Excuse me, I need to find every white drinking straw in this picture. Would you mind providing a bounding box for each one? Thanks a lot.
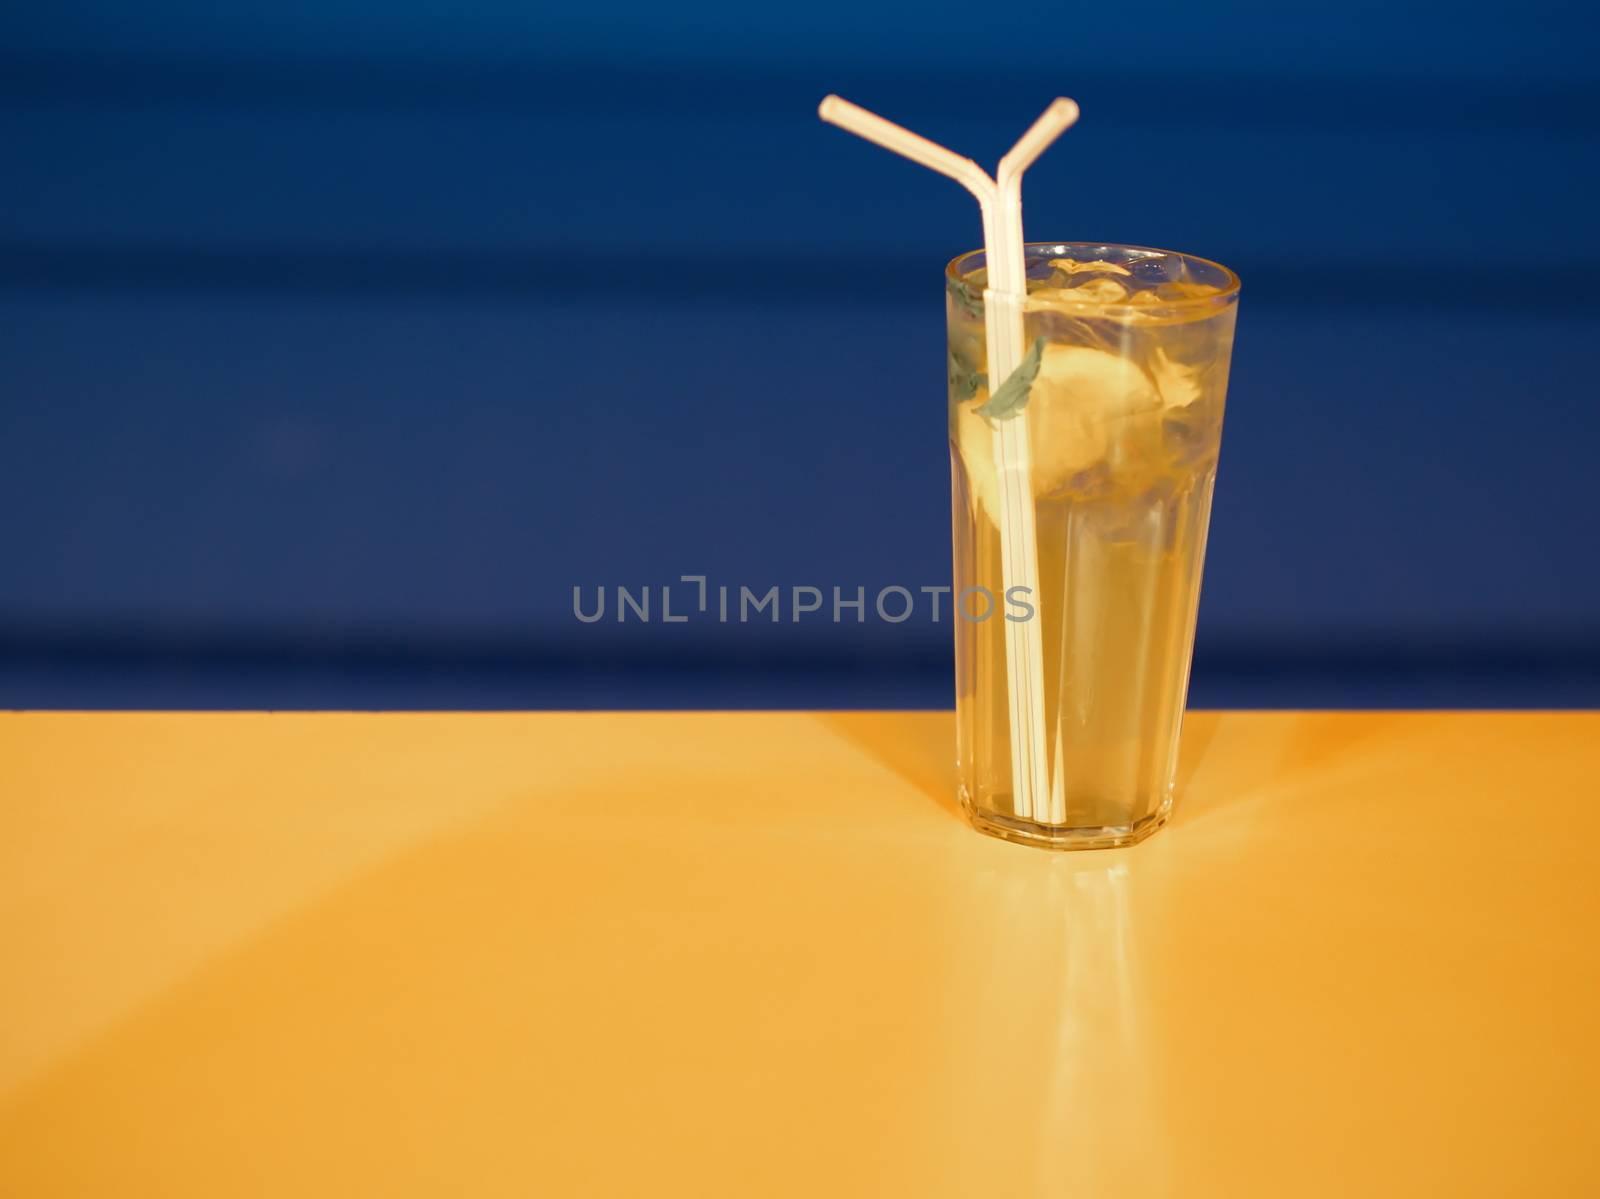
[995,99,1078,828]
[819,95,1078,822]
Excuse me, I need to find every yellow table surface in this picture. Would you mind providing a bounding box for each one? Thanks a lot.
[2,711,1597,1196]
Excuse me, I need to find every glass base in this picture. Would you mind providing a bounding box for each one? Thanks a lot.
[958,789,1173,851]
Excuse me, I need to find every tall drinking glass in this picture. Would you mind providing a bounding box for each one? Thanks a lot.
[947,243,1239,849]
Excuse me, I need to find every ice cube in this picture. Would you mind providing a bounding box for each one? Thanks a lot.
[1047,257,1133,277]
[1034,278,1129,305]
[1120,283,1228,327]
[1154,281,1223,302]
[1149,347,1203,409]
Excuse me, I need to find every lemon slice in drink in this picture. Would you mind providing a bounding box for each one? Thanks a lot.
[955,344,1159,522]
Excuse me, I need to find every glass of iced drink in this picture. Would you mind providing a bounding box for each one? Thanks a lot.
[947,242,1239,849]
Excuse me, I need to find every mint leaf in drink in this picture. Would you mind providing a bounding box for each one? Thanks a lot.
[976,337,1045,423]
[950,365,987,401]
[947,277,985,319]
[948,346,986,402]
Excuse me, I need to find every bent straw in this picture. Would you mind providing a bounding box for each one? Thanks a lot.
[820,95,1077,822]
[817,97,996,215]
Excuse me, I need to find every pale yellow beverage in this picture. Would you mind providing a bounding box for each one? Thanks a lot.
[947,243,1239,849]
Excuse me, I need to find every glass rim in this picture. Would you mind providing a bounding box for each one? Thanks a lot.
[946,241,1240,315]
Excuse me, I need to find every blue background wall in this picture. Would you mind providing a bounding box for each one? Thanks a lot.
[3,1,1598,707]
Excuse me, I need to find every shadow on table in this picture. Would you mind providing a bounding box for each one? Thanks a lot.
[811,712,961,822]
[1173,710,1225,802]
[813,710,1404,836]
[1172,710,1400,830]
